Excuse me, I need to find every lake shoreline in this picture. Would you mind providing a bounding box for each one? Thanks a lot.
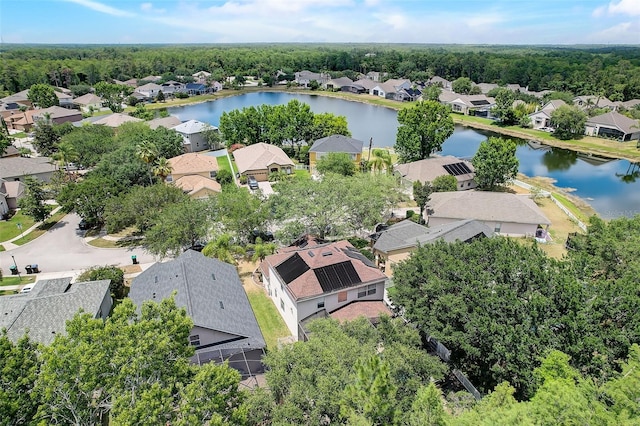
[151,86,640,163]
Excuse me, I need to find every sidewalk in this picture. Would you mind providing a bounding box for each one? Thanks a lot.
[1,205,63,250]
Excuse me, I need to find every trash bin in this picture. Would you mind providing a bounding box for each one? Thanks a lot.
[31,264,39,273]
[131,255,138,265]
[9,265,18,275]
[25,265,33,274]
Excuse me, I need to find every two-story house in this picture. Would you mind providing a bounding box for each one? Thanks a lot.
[261,238,390,340]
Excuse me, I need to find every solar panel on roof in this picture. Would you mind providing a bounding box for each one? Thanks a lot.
[276,253,310,285]
[443,162,473,176]
[314,261,361,293]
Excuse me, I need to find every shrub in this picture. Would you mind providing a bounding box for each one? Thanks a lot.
[77,265,126,299]
[175,91,189,99]
[216,169,233,185]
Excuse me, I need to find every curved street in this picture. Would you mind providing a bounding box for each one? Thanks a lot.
[1,213,157,277]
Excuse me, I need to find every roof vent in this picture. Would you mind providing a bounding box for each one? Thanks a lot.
[211,273,216,280]
[322,251,333,257]
[308,251,315,257]
[219,301,224,309]
[154,276,158,283]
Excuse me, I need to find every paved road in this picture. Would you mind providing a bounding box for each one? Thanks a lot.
[1,213,158,276]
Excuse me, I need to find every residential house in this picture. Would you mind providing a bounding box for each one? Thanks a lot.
[294,70,330,87]
[476,83,499,94]
[1,145,21,158]
[160,80,186,95]
[135,82,164,100]
[32,105,83,125]
[309,134,364,173]
[428,76,452,91]
[528,99,567,129]
[0,90,32,109]
[324,77,354,91]
[167,153,221,198]
[0,178,25,216]
[426,191,551,238]
[372,219,493,277]
[114,78,139,88]
[233,143,294,182]
[439,92,496,117]
[619,99,640,110]
[0,156,57,182]
[4,110,38,132]
[172,120,217,152]
[192,70,211,84]
[395,155,477,190]
[0,278,112,345]
[54,90,74,108]
[261,238,390,340]
[91,113,143,128]
[129,250,266,374]
[139,75,162,83]
[129,91,147,103]
[72,93,104,113]
[365,71,386,82]
[585,111,640,141]
[146,115,182,130]
[210,81,223,92]
[351,78,378,92]
[573,95,617,111]
[370,79,412,101]
[184,83,210,95]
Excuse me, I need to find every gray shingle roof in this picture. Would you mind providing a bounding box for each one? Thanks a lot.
[428,191,551,225]
[310,134,363,154]
[373,219,493,253]
[0,156,56,180]
[586,111,640,134]
[129,250,265,351]
[0,278,111,345]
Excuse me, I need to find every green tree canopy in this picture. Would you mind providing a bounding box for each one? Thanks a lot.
[432,174,458,192]
[316,152,357,176]
[18,176,51,222]
[551,105,587,140]
[27,83,59,108]
[395,101,454,162]
[77,265,126,299]
[94,81,131,113]
[472,137,519,190]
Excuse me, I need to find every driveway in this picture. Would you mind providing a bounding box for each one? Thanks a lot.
[0,213,158,275]
[257,181,274,196]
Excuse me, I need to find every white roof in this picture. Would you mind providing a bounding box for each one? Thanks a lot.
[171,119,213,135]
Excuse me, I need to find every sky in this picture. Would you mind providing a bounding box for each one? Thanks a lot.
[1,0,639,45]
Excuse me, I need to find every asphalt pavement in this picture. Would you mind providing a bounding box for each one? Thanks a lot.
[1,212,158,277]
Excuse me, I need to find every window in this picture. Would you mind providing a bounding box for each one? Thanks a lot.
[165,175,173,182]
[275,288,278,297]
[209,171,217,178]
[338,291,347,302]
[280,299,285,311]
[189,334,201,346]
[317,301,325,309]
[494,223,502,233]
[358,284,377,298]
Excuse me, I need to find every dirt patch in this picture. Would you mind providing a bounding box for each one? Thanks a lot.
[237,260,263,294]
[120,265,142,274]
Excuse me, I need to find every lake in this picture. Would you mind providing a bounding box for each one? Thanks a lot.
[168,92,640,219]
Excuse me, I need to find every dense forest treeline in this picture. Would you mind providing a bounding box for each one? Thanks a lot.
[2,44,640,100]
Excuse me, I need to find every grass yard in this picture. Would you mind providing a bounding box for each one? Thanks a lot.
[0,275,36,287]
[237,261,291,350]
[0,211,37,242]
[216,154,237,175]
[13,210,67,246]
[88,238,120,248]
[294,169,311,179]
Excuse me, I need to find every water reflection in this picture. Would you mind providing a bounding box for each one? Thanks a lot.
[616,163,640,183]
[542,148,578,172]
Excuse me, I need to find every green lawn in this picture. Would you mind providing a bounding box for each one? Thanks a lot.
[215,153,237,175]
[0,275,36,287]
[13,210,66,246]
[0,212,37,242]
[11,131,27,139]
[246,290,291,350]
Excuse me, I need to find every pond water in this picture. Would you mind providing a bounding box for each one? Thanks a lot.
[168,92,640,219]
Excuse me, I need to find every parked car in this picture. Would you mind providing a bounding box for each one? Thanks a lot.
[78,220,89,230]
[249,229,274,244]
[248,175,259,190]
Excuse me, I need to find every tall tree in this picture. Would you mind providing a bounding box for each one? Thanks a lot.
[27,83,59,108]
[551,105,587,140]
[395,101,454,162]
[94,81,131,113]
[492,88,517,125]
[472,137,519,190]
[0,333,40,425]
[152,157,172,180]
[209,185,271,243]
[412,180,433,223]
[316,152,357,176]
[18,176,50,222]
[369,148,393,174]
[52,140,79,175]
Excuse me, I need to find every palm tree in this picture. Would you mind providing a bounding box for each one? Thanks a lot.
[136,141,158,184]
[202,234,246,265]
[369,149,393,174]
[52,141,79,176]
[248,237,277,262]
[153,157,172,181]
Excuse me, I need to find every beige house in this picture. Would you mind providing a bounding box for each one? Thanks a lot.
[91,113,143,128]
[372,219,494,277]
[233,143,294,182]
[426,191,551,238]
[167,153,221,198]
[439,92,496,117]
[528,99,567,130]
[73,93,104,113]
[395,155,476,190]
[0,178,26,216]
[261,238,390,340]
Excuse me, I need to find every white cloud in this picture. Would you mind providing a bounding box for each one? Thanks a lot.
[140,3,153,11]
[465,13,505,28]
[589,21,639,43]
[63,0,134,17]
[608,0,640,16]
